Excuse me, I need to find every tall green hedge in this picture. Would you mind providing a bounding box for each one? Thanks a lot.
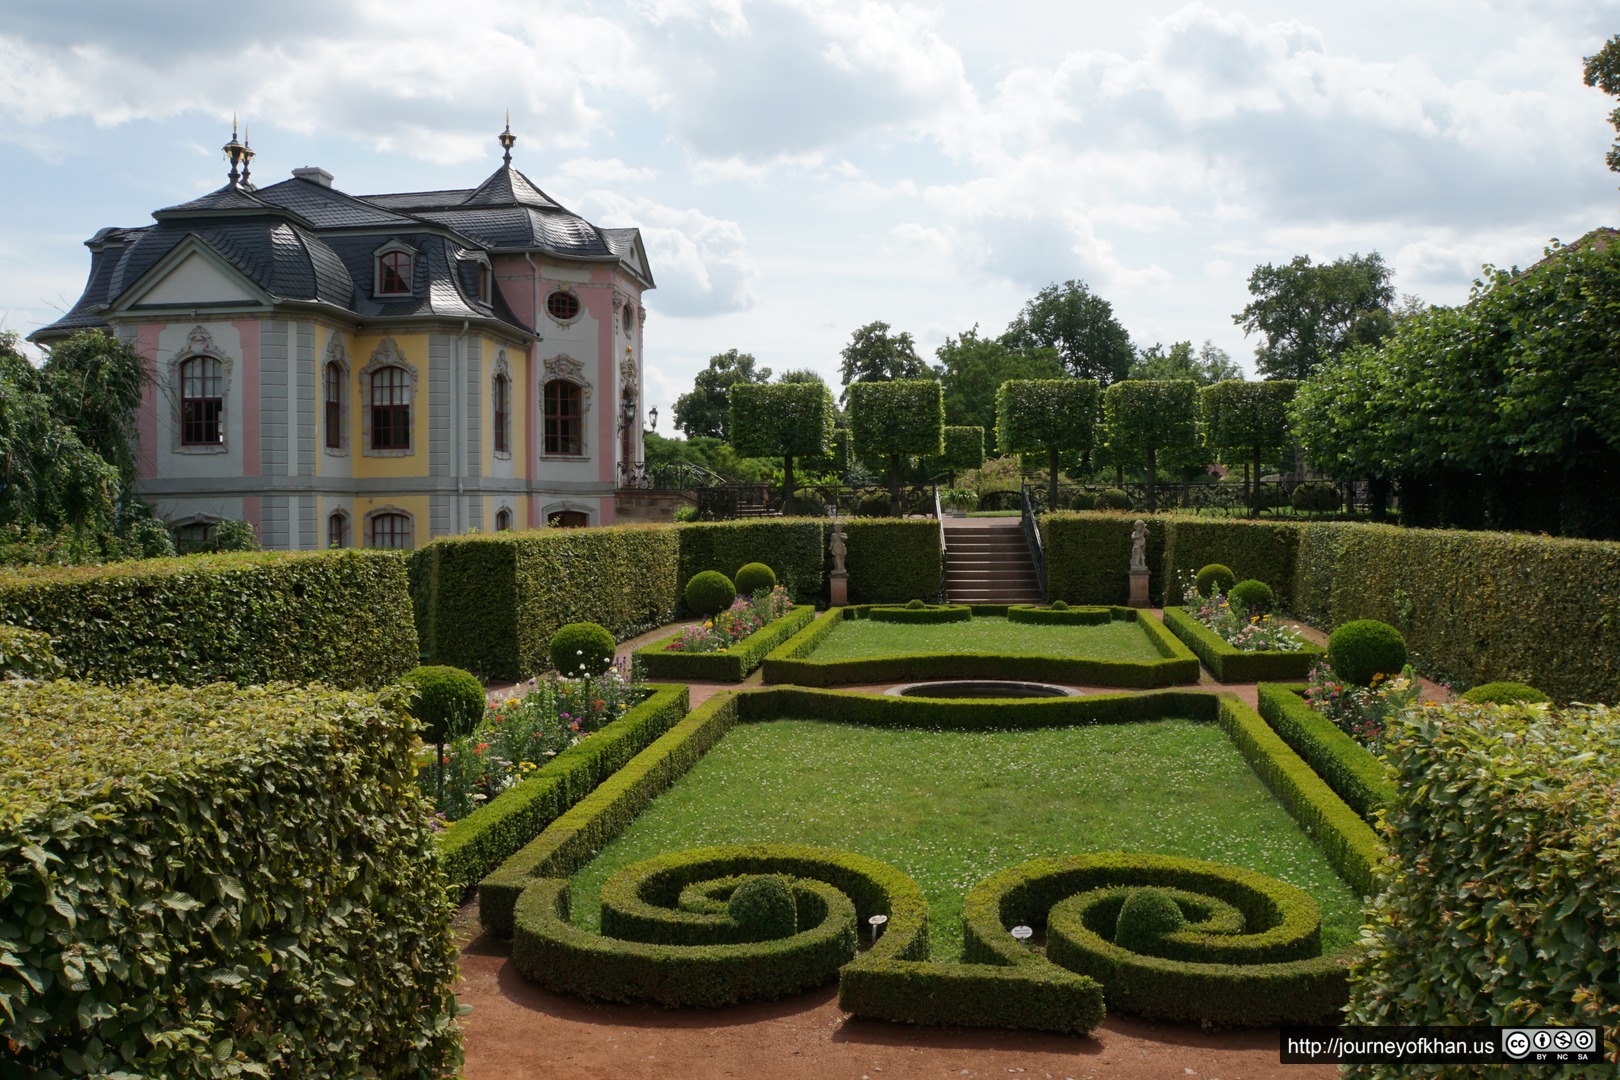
[677,519,826,604]
[847,380,946,459]
[841,519,942,603]
[0,549,417,688]
[995,379,1100,456]
[1041,513,1171,605]
[0,680,462,1078]
[1345,702,1620,1077]
[729,382,836,507]
[936,425,986,472]
[411,526,681,681]
[1162,518,1300,608]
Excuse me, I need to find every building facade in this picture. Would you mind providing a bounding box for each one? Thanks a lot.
[32,125,653,549]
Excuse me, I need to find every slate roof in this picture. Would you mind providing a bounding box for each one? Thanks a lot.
[33,159,650,341]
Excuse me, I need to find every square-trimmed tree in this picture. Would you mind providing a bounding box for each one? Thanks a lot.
[933,425,985,482]
[729,381,836,514]
[996,379,1101,508]
[1199,379,1298,517]
[848,379,945,515]
[1102,379,1199,512]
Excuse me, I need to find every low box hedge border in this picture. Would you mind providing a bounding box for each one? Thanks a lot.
[760,607,1200,689]
[866,604,972,624]
[1006,605,1112,626]
[1254,683,1395,822]
[436,684,689,894]
[1161,606,1324,682]
[482,684,1379,1033]
[633,605,817,682]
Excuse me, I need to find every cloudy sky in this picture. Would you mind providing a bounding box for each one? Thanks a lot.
[2,0,1616,428]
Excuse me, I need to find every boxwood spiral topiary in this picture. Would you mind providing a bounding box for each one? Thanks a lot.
[1457,681,1550,705]
[1195,563,1236,598]
[735,562,777,597]
[1113,887,1186,956]
[1229,579,1275,614]
[727,875,798,942]
[549,621,617,676]
[1327,619,1406,688]
[685,570,737,617]
[398,664,486,744]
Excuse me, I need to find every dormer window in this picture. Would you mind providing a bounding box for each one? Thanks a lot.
[478,263,492,304]
[378,251,411,294]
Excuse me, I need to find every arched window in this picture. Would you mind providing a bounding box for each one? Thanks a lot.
[366,511,412,550]
[544,379,582,455]
[180,356,224,445]
[324,360,343,450]
[492,371,511,455]
[547,510,589,529]
[328,511,348,549]
[377,250,412,295]
[495,507,513,532]
[370,365,411,451]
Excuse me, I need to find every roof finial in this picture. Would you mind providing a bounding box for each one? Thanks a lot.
[498,112,516,166]
[240,124,254,189]
[223,115,252,188]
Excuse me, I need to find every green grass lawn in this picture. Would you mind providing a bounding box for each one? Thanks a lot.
[808,615,1164,662]
[567,717,1363,961]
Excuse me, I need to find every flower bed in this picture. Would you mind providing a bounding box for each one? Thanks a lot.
[1300,660,1424,755]
[635,587,816,681]
[1162,607,1322,682]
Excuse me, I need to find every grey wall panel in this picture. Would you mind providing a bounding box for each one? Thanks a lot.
[429,494,451,538]
[259,320,289,474]
[299,495,317,550]
[466,338,482,475]
[296,322,315,476]
[260,495,288,550]
[429,334,451,477]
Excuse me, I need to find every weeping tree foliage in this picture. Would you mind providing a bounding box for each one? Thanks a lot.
[995,379,1101,507]
[729,381,836,513]
[1102,380,1198,512]
[1293,233,1620,537]
[1200,379,1298,516]
[848,380,944,515]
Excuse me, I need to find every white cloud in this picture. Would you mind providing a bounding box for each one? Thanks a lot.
[577,191,757,316]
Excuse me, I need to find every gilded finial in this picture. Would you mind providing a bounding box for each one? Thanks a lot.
[223,116,248,187]
[240,124,254,189]
[498,113,517,165]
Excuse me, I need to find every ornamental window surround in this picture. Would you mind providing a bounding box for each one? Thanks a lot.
[495,506,513,531]
[364,508,414,550]
[544,379,583,456]
[546,289,581,323]
[180,356,224,446]
[321,337,350,456]
[373,241,417,298]
[328,510,349,549]
[359,338,418,458]
[492,351,513,459]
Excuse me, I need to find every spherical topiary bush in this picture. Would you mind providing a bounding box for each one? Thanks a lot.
[727,875,797,941]
[1458,681,1551,706]
[1290,482,1341,513]
[1327,619,1407,688]
[1114,887,1185,956]
[549,622,617,677]
[906,598,926,610]
[1228,579,1274,615]
[398,665,486,745]
[1195,563,1236,598]
[1096,488,1132,510]
[1050,600,1070,611]
[735,562,777,597]
[685,571,736,617]
[1070,492,1096,511]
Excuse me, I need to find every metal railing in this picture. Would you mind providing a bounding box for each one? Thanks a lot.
[1019,480,1046,598]
[934,482,948,601]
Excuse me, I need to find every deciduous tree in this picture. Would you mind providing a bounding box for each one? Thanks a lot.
[935,326,1064,433]
[729,381,836,513]
[1001,280,1135,386]
[1102,380,1199,512]
[1584,35,1620,174]
[672,349,771,440]
[848,380,944,514]
[838,322,930,402]
[1200,379,1298,515]
[1234,253,1395,380]
[995,379,1101,508]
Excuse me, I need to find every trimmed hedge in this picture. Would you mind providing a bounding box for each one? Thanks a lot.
[1161,518,1300,610]
[480,692,744,937]
[0,624,65,679]
[1254,684,1394,822]
[1457,680,1549,705]
[0,549,417,688]
[1006,604,1112,626]
[964,853,1345,1027]
[847,379,946,460]
[0,680,461,1077]
[678,520,827,604]
[1345,702,1620,1074]
[684,570,736,617]
[634,605,817,682]
[841,519,942,604]
[1041,513,1171,604]
[760,607,1199,688]
[739,685,1214,730]
[399,664,486,744]
[866,604,972,624]
[436,685,689,894]
[411,526,681,681]
[937,425,986,471]
[1213,695,1380,896]
[1161,606,1323,682]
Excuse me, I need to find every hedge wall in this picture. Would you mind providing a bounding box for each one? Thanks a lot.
[0,680,461,1078]
[1161,606,1322,682]
[1345,702,1620,1077]
[1254,683,1394,822]
[1040,513,1171,605]
[1161,519,1300,610]
[841,519,942,603]
[436,685,689,893]
[677,520,827,604]
[0,549,417,689]
[0,624,64,679]
[634,606,818,681]
[412,526,682,680]
[1298,523,1620,702]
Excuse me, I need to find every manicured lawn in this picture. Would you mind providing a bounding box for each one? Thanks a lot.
[567,717,1363,960]
[809,615,1164,662]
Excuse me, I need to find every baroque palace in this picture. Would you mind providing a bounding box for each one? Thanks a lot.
[31,123,653,549]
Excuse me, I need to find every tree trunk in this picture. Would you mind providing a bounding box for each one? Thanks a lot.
[889,453,903,516]
[782,453,796,514]
[1370,475,1390,522]
[1048,447,1060,511]
[1146,448,1158,513]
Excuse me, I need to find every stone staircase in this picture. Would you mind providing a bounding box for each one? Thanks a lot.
[942,522,1043,604]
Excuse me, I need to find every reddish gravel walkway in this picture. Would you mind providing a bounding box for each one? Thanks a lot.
[459,609,1438,1079]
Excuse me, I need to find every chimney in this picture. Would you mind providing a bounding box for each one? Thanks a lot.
[292,166,334,188]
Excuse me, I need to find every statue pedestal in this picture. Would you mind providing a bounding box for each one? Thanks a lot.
[1128,568,1150,608]
[830,571,849,607]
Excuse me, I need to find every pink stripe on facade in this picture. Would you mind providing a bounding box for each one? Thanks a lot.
[592,269,615,487]
[236,320,261,477]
